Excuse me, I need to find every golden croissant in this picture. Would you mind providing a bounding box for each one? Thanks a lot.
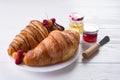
[23,30,80,66]
[8,19,64,56]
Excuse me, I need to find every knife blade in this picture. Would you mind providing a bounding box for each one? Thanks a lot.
[82,36,110,59]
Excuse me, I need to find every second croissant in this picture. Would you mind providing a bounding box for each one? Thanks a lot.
[8,18,64,56]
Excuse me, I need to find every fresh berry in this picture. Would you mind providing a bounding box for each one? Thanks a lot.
[12,52,19,60]
[17,50,23,58]
[71,17,75,20]
[15,57,22,65]
[14,50,24,65]
[42,19,48,25]
[76,17,84,21]
[51,18,56,24]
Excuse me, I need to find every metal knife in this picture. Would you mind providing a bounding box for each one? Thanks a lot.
[82,36,110,59]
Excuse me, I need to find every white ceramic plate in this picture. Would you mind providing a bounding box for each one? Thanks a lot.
[10,46,80,72]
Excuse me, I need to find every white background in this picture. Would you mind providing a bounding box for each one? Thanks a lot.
[0,0,120,80]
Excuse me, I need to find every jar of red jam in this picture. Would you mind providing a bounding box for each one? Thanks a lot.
[83,24,99,42]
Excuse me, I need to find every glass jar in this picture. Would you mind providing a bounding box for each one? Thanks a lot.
[69,12,84,34]
[83,24,99,42]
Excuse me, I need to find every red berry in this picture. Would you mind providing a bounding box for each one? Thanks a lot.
[17,50,23,58]
[71,17,75,20]
[51,18,56,24]
[17,50,23,53]
[15,57,22,65]
[42,19,48,25]
[76,17,84,21]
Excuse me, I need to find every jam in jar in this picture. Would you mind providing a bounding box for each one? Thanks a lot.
[83,24,99,42]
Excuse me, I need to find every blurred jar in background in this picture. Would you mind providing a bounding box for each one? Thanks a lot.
[69,12,84,34]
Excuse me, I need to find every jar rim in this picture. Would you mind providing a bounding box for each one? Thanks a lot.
[84,24,99,33]
[69,12,84,21]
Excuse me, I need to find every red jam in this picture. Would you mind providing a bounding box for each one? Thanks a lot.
[83,32,97,42]
[83,24,99,43]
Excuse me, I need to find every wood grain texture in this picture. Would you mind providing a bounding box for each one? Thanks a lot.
[0,0,120,80]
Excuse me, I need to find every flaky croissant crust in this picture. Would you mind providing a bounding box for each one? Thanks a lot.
[8,20,64,56]
[23,30,80,66]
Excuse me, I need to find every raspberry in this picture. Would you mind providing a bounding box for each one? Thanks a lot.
[51,18,56,24]
[17,50,23,58]
[76,17,84,21]
[15,58,22,65]
[42,19,48,25]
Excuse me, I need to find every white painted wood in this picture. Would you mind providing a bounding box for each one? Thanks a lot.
[0,0,120,80]
[0,62,120,80]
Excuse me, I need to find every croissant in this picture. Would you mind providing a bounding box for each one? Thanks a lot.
[23,30,80,66]
[8,19,64,56]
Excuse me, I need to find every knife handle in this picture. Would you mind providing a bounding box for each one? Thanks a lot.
[82,43,100,59]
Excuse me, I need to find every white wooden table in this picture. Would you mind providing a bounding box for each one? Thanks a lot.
[0,0,120,80]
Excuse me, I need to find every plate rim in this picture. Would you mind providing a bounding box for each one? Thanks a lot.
[10,46,80,72]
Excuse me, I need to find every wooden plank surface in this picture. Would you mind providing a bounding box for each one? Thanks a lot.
[0,0,120,80]
[0,62,120,80]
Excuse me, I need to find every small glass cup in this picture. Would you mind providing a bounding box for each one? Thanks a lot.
[69,12,84,34]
